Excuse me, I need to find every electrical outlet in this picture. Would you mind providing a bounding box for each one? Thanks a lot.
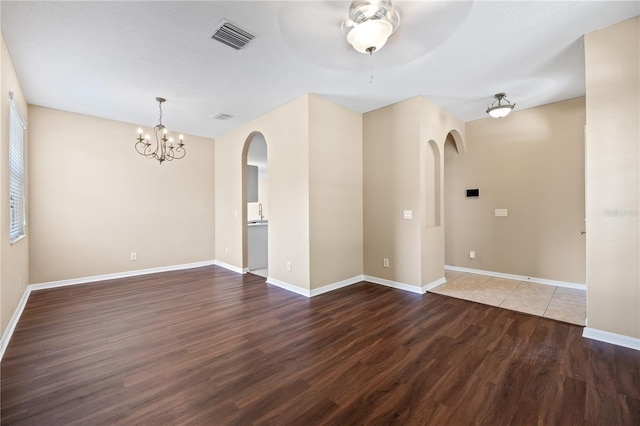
[286,261,292,271]
[383,258,390,268]
[225,247,229,255]
[469,250,476,259]
[130,252,137,261]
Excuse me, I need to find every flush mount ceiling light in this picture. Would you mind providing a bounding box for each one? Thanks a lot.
[486,93,516,118]
[135,97,186,164]
[343,0,400,54]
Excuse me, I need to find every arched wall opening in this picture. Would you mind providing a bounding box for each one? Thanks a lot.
[242,132,269,277]
[443,131,463,266]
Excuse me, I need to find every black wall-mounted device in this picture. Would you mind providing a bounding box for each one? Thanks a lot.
[466,188,479,198]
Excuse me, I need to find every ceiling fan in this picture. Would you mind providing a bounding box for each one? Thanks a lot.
[277,0,475,71]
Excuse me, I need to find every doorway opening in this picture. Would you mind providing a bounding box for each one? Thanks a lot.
[243,133,268,277]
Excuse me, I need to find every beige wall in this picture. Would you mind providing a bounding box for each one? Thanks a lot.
[445,98,586,284]
[28,106,215,283]
[309,94,363,289]
[364,98,422,287]
[1,35,29,334]
[215,95,311,289]
[584,17,639,339]
[363,97,465,289]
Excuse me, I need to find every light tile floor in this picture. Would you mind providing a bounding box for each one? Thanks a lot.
[431,270,586,326]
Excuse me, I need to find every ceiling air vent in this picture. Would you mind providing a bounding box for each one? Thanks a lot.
[211,21,255,50]
[212,113,234,120]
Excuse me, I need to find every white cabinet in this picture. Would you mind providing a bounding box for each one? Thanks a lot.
[247,165,259,202]
[248,223,267,269]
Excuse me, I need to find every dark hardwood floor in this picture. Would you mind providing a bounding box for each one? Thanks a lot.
[1,265,639,425]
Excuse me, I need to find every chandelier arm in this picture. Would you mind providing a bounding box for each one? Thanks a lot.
[171,146,186,160]
[135,139,156,158]
[134,140,148,156]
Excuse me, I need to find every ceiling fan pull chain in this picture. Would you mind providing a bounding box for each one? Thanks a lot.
[369,47,375,83]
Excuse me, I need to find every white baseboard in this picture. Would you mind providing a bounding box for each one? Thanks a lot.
[265,277,310,297]
[265,275,366,298]
[30,260,217,291]
[213,260,245,274]
[583,327,640,351]
[268,274,438,297]
[423,277,446,292]
[363,275,423,294]
[0,286,32,361]
[444,265,586,291]
[310,275,365,297]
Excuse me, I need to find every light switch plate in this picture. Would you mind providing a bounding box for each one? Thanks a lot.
[403,210,413,220]
[495,209,508,217]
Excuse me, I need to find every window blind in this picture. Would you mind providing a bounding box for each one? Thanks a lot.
[9,92,26,243]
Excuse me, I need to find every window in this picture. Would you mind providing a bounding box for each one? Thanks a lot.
[9,92,26,243]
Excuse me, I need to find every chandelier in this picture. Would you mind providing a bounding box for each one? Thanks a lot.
[343,0,400,54]
[486,93,516,118]
[135,97,185,164]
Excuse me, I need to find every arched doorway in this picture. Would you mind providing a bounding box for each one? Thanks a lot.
[243,133,268,277]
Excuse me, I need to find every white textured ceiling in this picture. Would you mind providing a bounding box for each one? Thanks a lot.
[1,1,638,138]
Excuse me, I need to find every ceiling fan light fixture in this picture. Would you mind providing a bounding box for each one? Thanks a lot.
[347,19,393,53]
[486,93,515,118]
[343,0,400,54]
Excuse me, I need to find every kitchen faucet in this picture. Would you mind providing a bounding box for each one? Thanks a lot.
[258,203,264,221]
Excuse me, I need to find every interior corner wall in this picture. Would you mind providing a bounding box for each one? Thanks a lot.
[214,95,311,291]
[363,98,423,288]
[445,98,586,284]
[28,106,215,283]
[308,95,363,289]
[584,16,639,339]
[1,34,29,334]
